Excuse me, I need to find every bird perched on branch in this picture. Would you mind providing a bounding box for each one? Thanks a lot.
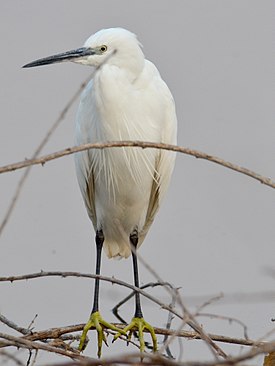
[23,27,177,357]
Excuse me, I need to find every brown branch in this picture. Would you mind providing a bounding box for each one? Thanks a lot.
[2,339,275,366]
[55,341,275,366]
[0,332,88,362]
[0,141,274,189]
[0,321,266,349]
[39,343,275,366]
[0,272,266,349]
[1,317,274,366]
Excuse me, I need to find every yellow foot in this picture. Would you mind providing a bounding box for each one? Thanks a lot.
[78,311,126,357]
[113,317,157,353]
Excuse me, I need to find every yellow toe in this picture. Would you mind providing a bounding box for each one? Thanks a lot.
[113,317,157,353]
[79,311,126,357]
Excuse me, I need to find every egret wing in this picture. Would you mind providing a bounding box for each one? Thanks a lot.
[75,151,97,228]
[74,79,98,229]
[139,158,160,244]
[139,80,177,244]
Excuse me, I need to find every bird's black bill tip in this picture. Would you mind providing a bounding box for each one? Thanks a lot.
[22,47,96,69]
[22,54,72,69]
[22,59,56,69]
[22,62,40,69]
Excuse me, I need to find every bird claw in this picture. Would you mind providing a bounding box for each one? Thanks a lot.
[78,311,125,357]
[113,317,157,353]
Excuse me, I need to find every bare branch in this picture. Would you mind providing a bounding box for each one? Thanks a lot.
[1,309,274,366]
[0,332,87,361]
[0,271,194,329]
[0,271,265,351]
[0,320,266,349]
[0,271,207,336]
[2,342,275,366]
[0,141,274,189]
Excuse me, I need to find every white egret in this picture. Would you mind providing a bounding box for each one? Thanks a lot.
[23,27,177,357]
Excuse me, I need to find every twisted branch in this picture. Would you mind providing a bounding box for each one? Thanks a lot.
[0,272,268,349]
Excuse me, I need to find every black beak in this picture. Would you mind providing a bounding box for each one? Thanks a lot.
[23,47,96,68]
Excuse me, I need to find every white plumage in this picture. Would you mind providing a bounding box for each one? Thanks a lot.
[74,28,177,258]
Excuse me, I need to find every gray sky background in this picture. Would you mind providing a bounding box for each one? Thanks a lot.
[0,1,274,364]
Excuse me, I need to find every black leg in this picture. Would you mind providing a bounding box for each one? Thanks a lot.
[79,229,127,355]
[91,229,104,314]
[130,230,143,319]
[112,229,157,352]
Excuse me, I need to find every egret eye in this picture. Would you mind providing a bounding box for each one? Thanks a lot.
[100,45,107,52]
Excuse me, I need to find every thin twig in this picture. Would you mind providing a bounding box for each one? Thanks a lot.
[27,314,38,332]
[195,294,224,314]
[197,313,249,340]
[159,288,181,357]
[112,281,175,324]
[162,286,178,359]
[0,313,32,336]
[0,74,92,236]
[0,141,274,189]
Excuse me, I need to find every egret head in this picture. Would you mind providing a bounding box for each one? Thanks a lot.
[23,28,145,75]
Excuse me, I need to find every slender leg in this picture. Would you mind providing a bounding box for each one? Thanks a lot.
[91,229,104,313]
[79,230,126,357]
[130,231,143,318]
[113,230,157,352]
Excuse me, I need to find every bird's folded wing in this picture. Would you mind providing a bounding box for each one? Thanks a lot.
[139,143,176,244]
[139,164,160,244]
